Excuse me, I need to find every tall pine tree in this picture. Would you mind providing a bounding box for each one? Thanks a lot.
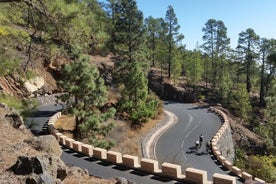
[202,19,230,90]
[113,0,144,63]
[119,61,159,125]
[57,55,115,148]
[236,28,260,93]
[165,5,184,78]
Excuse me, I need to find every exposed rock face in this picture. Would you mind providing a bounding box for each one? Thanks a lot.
[10,156,44,175]
[148,70,197,103]
[10,155,67,183]
[4,108,24,129]
[1,104,116,184]
[26,173,55,184]
[24,76,45,94]
[230,120,265,155]
[0,75,27,96]
[24,135,62,157]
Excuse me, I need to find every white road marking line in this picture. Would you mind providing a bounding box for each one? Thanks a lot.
[181,112,202,163]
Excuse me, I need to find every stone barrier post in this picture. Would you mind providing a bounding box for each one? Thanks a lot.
[161,162,185,179]
[213,173,236,184]
[122,155,140,168]
[140,158,161,174]
[106,151,122,164]
[185,167,207,184]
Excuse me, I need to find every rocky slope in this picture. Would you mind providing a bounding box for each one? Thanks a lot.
[0,103,118,184]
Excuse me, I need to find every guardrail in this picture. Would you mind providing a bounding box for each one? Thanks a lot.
[209,107,266,184]
[47,111,261,184]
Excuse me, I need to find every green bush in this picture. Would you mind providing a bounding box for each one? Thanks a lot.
[0,58,20,77]
[234,147,276,182]
[0,94,24,110]
[247,155,276,183]
[234,148,246,170]
[227,83,252,121]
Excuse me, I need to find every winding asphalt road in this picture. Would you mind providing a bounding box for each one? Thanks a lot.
[155,103,242,183]
[26,104,180,184]
[26,103,242,183]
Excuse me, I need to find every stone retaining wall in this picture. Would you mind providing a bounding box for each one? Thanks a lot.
[209,107,266,183]
[47,111,263,184]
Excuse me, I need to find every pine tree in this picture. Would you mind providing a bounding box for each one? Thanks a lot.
[57,55,115,148]
[265,83,276,153]
[228,83,252,121]
[165,5,184,78]
[119,61,159,125]
[259,38,276,106]
[202,19,230,90]
[145,16,164,67]
[185,50,204,92]
[113,0,145,63]
[236,28,260,93]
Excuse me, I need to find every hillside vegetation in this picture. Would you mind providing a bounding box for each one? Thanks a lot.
[0,0,275,182]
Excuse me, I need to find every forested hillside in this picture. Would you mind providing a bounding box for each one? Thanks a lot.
[0,0,275,182]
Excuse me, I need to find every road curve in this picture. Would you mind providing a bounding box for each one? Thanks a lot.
[26,103,242,183]
[26,104,181,184]
[155,103,242,183]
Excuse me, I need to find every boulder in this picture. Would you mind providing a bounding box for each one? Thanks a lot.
[112,176,136,184]
[10,156,44,175]
[10,155,67,182]
[67,166,89,178]
[56,158,67,180]
[24,76,45,94]
[26,172,55,184]
[5,110,24,129]
[24,135,62,157]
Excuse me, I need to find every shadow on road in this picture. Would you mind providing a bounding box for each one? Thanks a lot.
[27,110,58,117]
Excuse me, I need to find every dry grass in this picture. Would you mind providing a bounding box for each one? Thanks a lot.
[54,115,75,131]
[54,115,75,138]
[56,111,165,157]
[108,112,165,157]
[64,171,116,184]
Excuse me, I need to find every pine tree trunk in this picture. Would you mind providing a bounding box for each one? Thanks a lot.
[259,53,266,106]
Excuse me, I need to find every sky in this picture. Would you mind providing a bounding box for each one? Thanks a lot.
[135,0,276,50]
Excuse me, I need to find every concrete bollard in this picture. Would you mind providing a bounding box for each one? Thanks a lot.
[241,172,253,180]
[140,158,161,174]
[223,160,233,171]
[53,132,63,142]
[93,147,107,160]
[122,154,140,168]
[217,155,226,165]
[231,166,242,177]
[106,151,122,164]
[57,112,62,118]
[214,150,222,158]
[48,119,55,125]
[218,128,225,135]
[212,141,217,148]
[59,135,67,145]
[161,162,185,179]
[185,167,207,184]
[222,123,228,129]
[65,137,74,148]
[81,144,93,157]
[213,173,236,184]
[72,141,83,152]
